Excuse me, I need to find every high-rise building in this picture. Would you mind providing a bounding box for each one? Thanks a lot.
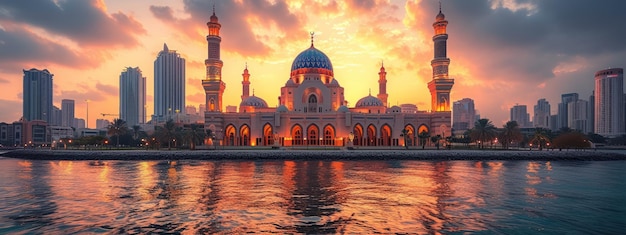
[22,68,53,123]
[199,104,206,113]
[61,99,75,127]
[185,105,197,115]
[96,119,111,130]
[120,67,146,126]
[154,43,186,122]
[594,68,624,137]
[568,99,590,133]
[51,106,62,126]
[533,98,551,128]
[453,98,476,133]
[510,104,530,128]
[557,93,579,129]
[428,6,454,112]
[589,91,595,133]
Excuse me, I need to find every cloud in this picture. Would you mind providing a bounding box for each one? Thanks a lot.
[0,99,22,122]
[0,77,8,83]
[0,26,102,72]
[0,0,146,48]
[150,0,306,57]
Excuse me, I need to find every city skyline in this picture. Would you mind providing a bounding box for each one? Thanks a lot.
[1,0,625,127]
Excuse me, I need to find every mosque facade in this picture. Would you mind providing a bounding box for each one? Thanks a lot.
[203,8,454,147]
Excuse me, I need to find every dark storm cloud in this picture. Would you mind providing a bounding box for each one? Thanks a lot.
[0,27,100,72]
[150,0,306,57]
[0,0,146,48]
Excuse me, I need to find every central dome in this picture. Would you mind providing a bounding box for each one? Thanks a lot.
[290,46,334,77]
[356,95,384,107]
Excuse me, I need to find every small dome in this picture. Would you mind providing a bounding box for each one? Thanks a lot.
[277,105,289,113]
[337,105,350,113]
[330,79,339,86]
[286,79,295,86]
[290,46,333,77]
[436,11,445,21]
[356,95,384,107]
[210,12,219,23]
[387,106,401,113]
[240,95,268,108]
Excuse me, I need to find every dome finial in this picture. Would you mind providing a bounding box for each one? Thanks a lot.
[369,88,371,96]
[381,60,384,68]
[253,88,255,96]
[310,31,315,47]
[245,62,248,70]
[213,2,216,16]
[439,1,442,13]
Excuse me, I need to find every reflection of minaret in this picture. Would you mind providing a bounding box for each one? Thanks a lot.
[241,63,250,101]
[427,4,454,112]
[202,5,226,112]
[377,61,388,107]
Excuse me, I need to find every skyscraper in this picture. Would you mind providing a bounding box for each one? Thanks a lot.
[594,68,624,137]
[533,98,551,128]
[120,67,146,126]
[51,106,62,126]
[568,99,590,133]
[557,93,578,129]
[428,6,454,112]
[452,98,476,133]
[510,104,530,128]
[61,99,75,127]
[154,43,186,122]
[22,68,53,123]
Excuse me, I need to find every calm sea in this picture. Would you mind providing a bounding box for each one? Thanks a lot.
[0,157,624,234]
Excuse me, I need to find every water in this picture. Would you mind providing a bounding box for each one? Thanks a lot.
[0,157,624,234]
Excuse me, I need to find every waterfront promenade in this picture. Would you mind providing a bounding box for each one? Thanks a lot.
[2,148,626,161]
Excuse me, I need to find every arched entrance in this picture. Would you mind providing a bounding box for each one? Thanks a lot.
[225,124,236,146]
[353,124,363,146]
[367,124,377,146]
[323,124,335,146]
[263,123,273,146]
[418,124,430,147]
[240,124,250,146]
[291,124,303,145]
[381,124,391,146]
[307,124,319,145]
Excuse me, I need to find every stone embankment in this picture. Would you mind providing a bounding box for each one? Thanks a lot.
[2,149,626,161]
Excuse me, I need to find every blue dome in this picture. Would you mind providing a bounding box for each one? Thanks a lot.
[290,46,333,76]
[356,95,384,107]
[240,95,268,108]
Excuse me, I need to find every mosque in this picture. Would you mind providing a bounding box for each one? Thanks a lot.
[203,7,454,147]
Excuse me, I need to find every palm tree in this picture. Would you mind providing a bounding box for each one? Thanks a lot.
[184,124,206,150]
[418,130,430,149]
[530,128,550,150]
[132,125,142,140]
[430,135,442,150]
[156,119,177,150]
[500,121,522,149]
[470,118,496,149]
[400,129,410,149]
[107,118,128,147]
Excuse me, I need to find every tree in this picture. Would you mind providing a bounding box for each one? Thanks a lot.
[155,119,178,150]
[430,135,442,150]
[184,124,206,150]
[107,118,129,147]
[552,132,590,150]
[131,125,142,140]
[418,130,430,149]
[499,121,522,149]
[530,128,550,150]
[400,129,410,149]
[470,118,496,149]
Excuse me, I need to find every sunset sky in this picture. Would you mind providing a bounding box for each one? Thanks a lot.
[1,0,624,127]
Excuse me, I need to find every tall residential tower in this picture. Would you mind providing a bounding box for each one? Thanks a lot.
[120,67,146,126]
[594,68,624,137]
[61,99,75,127]
[428,6,454,112]
[154,43,186,122]
[22,68,53,123]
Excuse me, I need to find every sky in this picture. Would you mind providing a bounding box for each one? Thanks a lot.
[1,0,625,127]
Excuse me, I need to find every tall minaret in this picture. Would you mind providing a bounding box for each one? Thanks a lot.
[377,61,388,107]
[427,4,454,112]
[202,5,226,112]
[241,63,250,100]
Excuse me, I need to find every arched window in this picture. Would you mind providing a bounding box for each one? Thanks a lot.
[308,94,318,113]
[209,99,215,111]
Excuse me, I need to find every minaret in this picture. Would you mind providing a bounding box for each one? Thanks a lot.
[427,4,454,112]
[202,5,226,112]
[242,63,250,100]
[377,61,388,107]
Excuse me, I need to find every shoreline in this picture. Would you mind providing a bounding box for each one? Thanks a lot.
[2,149,626,161]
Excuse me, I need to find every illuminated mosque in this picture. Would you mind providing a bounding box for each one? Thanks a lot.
[203,7,454,147]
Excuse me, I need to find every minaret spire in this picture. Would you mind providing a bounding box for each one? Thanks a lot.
[428,4,454,112]
[310,32,315,47]
[378,60,388,107]
[242,63,250,100]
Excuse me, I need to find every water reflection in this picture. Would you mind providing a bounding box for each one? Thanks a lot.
[0,158,625,234]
